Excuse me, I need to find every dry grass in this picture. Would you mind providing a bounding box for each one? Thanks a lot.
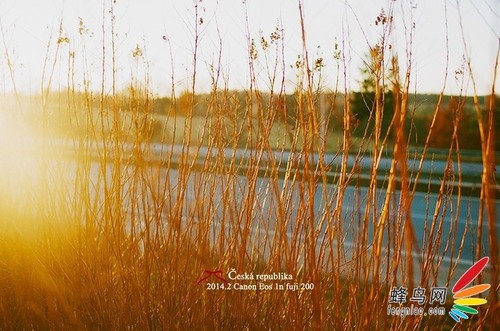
[0,0,498,330]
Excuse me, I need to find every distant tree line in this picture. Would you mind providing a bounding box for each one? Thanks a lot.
[13,88,497,152]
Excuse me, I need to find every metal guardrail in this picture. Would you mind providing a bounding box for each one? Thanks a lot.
[40,139,499,198]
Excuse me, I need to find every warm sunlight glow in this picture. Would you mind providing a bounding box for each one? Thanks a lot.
[0,108,44,206]
[0,1,497,328]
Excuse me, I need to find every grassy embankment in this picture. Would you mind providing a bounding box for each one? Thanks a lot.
[0,1,498,329]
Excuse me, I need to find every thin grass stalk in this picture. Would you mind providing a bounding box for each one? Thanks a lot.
[297,2,322,328]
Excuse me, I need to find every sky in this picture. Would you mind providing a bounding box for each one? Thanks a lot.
[0,0,498,96]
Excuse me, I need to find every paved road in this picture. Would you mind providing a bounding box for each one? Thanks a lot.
[4,140,498,286]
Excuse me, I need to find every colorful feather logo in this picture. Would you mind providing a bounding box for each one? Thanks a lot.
[449,257,490,323]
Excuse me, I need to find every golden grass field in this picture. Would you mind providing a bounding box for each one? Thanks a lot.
[0,1,498,329]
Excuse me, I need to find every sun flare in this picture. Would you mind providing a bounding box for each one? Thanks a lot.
[0,107,44,206]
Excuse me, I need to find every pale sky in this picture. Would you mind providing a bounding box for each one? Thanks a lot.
[0,0,498,96]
